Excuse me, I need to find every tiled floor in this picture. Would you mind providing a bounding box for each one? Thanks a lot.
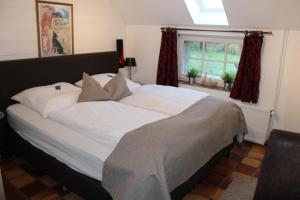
[0,141,265,200]
[183,141,265,200]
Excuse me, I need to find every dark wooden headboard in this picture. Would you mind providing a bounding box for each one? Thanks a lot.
[0,51,119,111]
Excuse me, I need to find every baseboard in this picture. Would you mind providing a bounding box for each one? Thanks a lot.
[244,136,266,145]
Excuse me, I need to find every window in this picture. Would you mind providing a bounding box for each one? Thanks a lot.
[179,34,243,86]
[200,0,224,10]
[184,0,228,25]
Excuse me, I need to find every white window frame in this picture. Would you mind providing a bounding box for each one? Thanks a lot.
[178,33,243,87]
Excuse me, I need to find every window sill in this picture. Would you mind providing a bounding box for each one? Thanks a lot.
[178,80,230,92]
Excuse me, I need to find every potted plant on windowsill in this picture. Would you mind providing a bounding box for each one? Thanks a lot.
[187,68,200,85]
[222,72,236,90]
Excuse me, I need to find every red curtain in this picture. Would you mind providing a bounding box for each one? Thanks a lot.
[156,29,178,87]
[230,33,264,103]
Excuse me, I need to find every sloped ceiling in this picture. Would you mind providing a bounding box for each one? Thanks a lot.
[111,0,300,29]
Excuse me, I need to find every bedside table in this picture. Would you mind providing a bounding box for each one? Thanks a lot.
[0,112,10,159]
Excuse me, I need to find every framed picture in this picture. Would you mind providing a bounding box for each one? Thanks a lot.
[36,1,74,57]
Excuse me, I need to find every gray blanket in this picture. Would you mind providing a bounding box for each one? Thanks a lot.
[102,96,247,200]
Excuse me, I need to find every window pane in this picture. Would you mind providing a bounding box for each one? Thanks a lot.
[204,42,225,60]
[226,63,238,75]
[203,61,224,76]
[182,58,201,74]
[227,44,242,62]
[184,41,203,58]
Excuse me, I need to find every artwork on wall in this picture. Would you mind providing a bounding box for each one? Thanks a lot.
[36,1,74,57]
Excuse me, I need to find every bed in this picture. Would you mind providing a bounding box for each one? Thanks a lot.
[0,51,244,200]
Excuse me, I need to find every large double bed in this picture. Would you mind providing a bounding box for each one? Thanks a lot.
[0,52,246,200]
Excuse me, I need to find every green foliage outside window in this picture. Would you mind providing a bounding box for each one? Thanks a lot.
[183,41,242,78]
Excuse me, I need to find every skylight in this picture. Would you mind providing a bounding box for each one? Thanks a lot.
[200,0,224,10]
[184,0,229,26]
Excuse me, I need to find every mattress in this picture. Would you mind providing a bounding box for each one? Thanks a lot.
[7,103,114,181]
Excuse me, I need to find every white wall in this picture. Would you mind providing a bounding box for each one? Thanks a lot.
[274,31,300,133]
[0,0,125,61]
[126,25,300,144]
[124,25,162,83]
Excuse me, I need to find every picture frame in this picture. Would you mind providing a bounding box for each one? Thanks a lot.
[36,1,74,57]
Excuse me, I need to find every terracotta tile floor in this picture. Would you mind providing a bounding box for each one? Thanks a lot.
[0,141,265,200]
[183,141,265,200]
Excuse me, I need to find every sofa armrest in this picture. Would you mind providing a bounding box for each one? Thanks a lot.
[254,129,300,200]
[268,129,300,149]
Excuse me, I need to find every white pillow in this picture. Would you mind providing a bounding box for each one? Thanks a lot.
[12,82,81,118]
[75,73,141,92]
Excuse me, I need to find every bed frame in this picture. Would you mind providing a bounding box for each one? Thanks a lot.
[0,51,235,200]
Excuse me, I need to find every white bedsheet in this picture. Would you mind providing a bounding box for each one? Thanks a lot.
[49,101,169,147]
[120,85,210,115]
[7,104,114,181]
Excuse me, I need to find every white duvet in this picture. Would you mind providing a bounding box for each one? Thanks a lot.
[49,101,169,147]
[48,85,209,148]
[120,85,209,115]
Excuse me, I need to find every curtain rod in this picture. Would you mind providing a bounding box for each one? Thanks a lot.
[160,27,273,35]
